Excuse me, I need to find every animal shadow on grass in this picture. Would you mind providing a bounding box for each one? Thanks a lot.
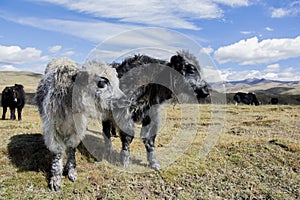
[7,133,52,180]
[7,132,149,180]
[79,130,147,168]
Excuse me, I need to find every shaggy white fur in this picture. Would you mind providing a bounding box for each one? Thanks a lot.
[36,58,123,191]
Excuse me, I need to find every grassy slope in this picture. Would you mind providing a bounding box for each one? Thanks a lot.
[0,71,42,93]
[0,104,299,199]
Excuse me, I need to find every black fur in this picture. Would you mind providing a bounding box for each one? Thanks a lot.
[1,84,25,120]
[270,97,279,105]
[103,51,210,170]
[233,92,259,106]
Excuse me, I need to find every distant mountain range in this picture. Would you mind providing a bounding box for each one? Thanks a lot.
[228,78,299,86]
[212,78,300,95]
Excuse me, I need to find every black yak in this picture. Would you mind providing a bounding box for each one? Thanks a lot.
[1,84,25,120]
[233,92,260,106]
[103,51,210,170]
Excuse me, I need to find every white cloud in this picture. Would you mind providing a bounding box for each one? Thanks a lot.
[219,66,300,81]
[270,1,300,18]
[240,31,252,35]
[213,0,249,7]
[4,16,141,43]
[271,8,290,18]
[202,65,224,83]
[34,0,250,30]
[0,64,21,71]
[86,27,206,63]
[265,27,274,31]
[0,44,48,65]
[214,36,300,65]
[38,0,216,26]
[264,72,278,80]
[265,63,280,72]
[0,1,251,50]
[199,46,214,55]
[48,45,62,53]
[224,69,262,81]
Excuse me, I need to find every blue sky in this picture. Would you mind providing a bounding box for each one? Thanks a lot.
[0,0,299,81]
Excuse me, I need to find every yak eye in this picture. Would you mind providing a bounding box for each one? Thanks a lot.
[97,77,110,88]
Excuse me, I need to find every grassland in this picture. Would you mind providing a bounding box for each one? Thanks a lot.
[0,104,299,199]
[0,71,42,93]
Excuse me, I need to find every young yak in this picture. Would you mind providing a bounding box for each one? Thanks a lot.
[35,58,123,191]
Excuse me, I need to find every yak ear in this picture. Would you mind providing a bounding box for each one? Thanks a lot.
[14,84,24,88]
[73,71,89,86]
[170,55,183,71]
[170,55,179,65]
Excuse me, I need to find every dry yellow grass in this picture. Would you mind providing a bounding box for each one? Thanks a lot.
[0,104,299,199]
[0,71,42,93]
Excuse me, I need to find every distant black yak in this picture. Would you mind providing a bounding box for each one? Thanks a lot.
[233,92,259,106]
[270,97,279,105]
[1,84,25,120]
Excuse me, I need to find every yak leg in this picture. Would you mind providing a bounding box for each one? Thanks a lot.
[17,107,23,120]
[119,131,134,169]
[111,124,117,137]
[141,114,160,171]
[114,107,135,169]
[50,152,63,191]
[10,107,16,120]
[65,147,77,182]
[102,120,113,158]
[2,106,7,120]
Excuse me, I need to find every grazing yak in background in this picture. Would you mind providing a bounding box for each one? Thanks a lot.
[1,84,25,120]
[233,92,260,106]
[35,58,124,191]
[102,51,210,170]
[270,97,279,105]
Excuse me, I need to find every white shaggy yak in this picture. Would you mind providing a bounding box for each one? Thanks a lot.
[35,58,123,191]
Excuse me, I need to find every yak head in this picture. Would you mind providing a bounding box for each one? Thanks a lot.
[169,51,210,101]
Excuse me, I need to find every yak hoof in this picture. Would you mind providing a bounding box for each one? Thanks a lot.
[147,151,160,170]
[150,162,161,171]
[53,185,60,192]
[69,177,76,182]
[50,176,61,191]
[121,150,130,169]
[68,168,77,182]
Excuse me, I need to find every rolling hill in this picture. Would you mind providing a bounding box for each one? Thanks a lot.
[0,71,42,93]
